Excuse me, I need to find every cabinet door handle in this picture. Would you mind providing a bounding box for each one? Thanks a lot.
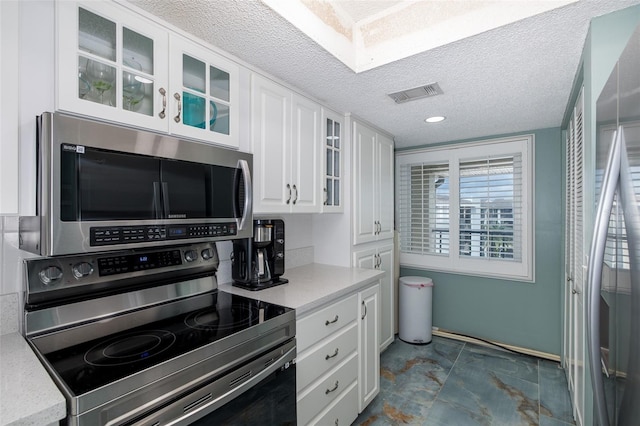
[292,184,298,205]
[377,254,381,268]
[324,187,328,205]
[325,315,339,326]
[325,380,339,395]
[158,88,167,119]
[361,300,367,320]
[286,184,291,204]
[173,92,182,123]
[325,348,339,360]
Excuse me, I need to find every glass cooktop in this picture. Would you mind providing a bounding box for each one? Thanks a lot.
[43,290,292,396]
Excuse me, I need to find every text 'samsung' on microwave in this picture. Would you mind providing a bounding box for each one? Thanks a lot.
[20,112,253,256]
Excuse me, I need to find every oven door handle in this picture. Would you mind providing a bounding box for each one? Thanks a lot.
[167,345,294,426]
[121,344,296,426]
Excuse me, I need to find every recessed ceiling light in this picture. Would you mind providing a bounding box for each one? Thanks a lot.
[425,116,446,123]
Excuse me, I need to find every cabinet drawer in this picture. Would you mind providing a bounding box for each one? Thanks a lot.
[297,354,358,426]
[311,381,358,426]
[297,294,357,352]
[297,322,357,392]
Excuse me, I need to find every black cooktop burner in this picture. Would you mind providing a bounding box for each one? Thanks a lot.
[185,305,253,331]
[84,330,177,366]
[44,290,291,396]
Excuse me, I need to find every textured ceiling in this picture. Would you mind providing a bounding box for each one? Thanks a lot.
[127,0,640,149]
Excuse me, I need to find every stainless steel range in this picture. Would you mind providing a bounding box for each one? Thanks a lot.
[23,242,296,425]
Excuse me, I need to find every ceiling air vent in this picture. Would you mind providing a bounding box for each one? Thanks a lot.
[388,82,443,104]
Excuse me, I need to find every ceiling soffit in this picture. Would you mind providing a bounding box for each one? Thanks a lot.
[262,0,578,73]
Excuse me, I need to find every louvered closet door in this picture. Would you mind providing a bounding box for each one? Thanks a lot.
[564,117,575,391]
[564,87,584,425]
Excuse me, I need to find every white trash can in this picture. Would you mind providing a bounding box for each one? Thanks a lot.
[398,276,433,344]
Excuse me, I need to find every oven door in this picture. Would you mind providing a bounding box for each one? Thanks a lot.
[124,339,296,426]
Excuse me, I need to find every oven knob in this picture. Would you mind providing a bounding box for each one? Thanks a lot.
[184,250,198,262]
[39,266,63,286]
[201,248,213,260]
[72,262,94,279]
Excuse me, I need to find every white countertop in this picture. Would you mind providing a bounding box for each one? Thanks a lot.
[219,263,384,316]
[0,263,378,425]
[0,333,66,426]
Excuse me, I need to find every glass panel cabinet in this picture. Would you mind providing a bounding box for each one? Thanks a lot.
[171,35,239,147]
[322,109,344,213]
[57,1,239,148]
[58,1,168,133]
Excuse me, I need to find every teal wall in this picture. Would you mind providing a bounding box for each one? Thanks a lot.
[400,127,564,356]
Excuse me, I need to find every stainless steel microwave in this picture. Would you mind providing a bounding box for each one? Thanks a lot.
[20,112,253,256]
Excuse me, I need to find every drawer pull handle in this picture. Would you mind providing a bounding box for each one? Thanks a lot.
[325,380,339,395]
[325,315,339,326]
[325,348,339,360]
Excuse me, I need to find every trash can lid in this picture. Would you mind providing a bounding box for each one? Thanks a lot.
[400,276,433,287]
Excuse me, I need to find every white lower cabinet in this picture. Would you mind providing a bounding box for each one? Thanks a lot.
[298,354,358,425]
[296,283,381,425]
[353,242,394,351]
[314,380,359,426]
[358,283,380,412]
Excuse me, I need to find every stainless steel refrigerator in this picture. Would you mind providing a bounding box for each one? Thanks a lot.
[587,23,640,426]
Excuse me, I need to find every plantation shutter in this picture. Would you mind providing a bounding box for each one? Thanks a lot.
[398,162,450,255]
[458,156,522,260]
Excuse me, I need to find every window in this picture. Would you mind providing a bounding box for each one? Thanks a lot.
[397,135,533,281]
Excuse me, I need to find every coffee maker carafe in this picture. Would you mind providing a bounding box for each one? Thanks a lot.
[231,219,288,290]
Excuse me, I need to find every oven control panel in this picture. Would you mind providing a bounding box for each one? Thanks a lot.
[90,223,237,247]
[24,243,220,305]
[98,249,183,276]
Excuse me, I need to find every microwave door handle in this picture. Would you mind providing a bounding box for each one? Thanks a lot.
[161,182,170,218]
[153,182,163,219]
[236,159,253,231]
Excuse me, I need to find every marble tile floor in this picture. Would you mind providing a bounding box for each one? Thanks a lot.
[354,336,575,426]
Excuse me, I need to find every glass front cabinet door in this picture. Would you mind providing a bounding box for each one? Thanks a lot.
[57,1,240,148]
[322,109,343,213]
[169,35,240,148]
[57,1,169,133]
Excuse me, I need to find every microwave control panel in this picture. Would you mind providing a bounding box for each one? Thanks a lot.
[90,223,237,247]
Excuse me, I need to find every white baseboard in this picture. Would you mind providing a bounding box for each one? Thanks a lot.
[432,329,561,362]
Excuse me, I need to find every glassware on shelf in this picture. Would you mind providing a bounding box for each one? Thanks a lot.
[78,57,91,99]
[87,59,115,105]
[122,58,144,111]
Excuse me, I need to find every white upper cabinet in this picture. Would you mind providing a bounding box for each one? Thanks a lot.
[57,1,239,148]
[353,120,394,245]
[57,1,169,132]
[291,94,321,212]
[168,35,239,148]
[251,73,321,213]
[321,108,344,213]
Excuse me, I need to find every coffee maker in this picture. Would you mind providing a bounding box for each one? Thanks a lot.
[231,219,288,290]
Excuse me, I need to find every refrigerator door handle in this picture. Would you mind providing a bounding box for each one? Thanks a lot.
[587,126,622,426]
